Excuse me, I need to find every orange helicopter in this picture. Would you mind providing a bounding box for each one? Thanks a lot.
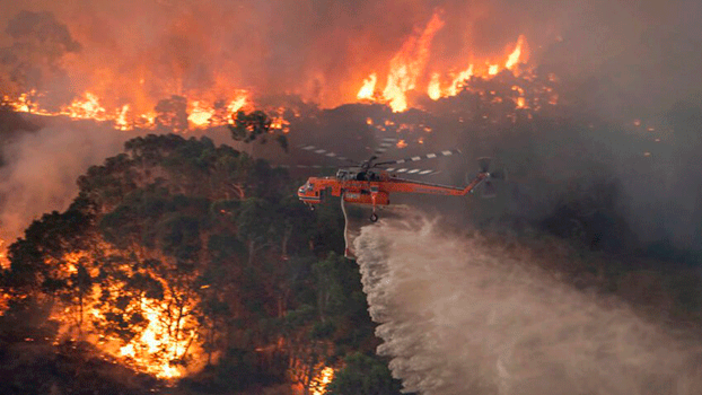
[296,140,505,222]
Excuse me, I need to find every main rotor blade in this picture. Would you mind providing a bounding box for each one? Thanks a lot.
[281,164,338,169]
[298,144,357,164]
[373,137,398,157]
[383,167,440,176]
[375,148,462,167]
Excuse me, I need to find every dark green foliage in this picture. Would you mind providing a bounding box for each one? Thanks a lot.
[4,196,95,292]
[182,347,287,393]
[326,353,403,395]
[0,133,381,394]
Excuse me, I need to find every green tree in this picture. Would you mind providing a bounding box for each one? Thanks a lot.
[326,353,402,395]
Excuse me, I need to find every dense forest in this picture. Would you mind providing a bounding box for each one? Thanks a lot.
[1,86,702,395]
[0,127,402,394]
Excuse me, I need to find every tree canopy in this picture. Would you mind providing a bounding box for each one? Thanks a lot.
[0,133,396,394]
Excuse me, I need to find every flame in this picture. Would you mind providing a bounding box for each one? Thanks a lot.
[115,105,131,131]
[0,238,8,270]
[505,35,526,70]
[43,245,205,380]
[427,73,441,101]
[3,8,537,120]
[269,107,291,133]
[381,12,445,112]
[188,101,215,128]
[113,297,198,379]
[226,95,248,116]
[444,65,473,97]
[357,73,377,100]
[355,10,530,111]
[61,92,107,121]
[309,367,335,395]
[4,89,250,132]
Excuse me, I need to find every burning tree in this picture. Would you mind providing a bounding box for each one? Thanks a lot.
[0,133,372,393]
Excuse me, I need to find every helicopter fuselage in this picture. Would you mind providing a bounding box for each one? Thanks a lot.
[297,169,488,211]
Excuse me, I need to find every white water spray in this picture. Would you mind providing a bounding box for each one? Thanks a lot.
[353,214,702,395]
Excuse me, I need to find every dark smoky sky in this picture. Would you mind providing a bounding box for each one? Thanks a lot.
[0,0,700,112]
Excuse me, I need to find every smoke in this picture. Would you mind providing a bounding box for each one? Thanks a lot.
[0,0,698,111]
[0,1,700,252]
[0,118,131,244]
[354,215,702,394]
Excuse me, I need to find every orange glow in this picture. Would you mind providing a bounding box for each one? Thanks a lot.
[60,92,108,121]
[269,107,291,133]
[447,64,474,96]
[427,73,441,101]
[114,298,199,379]
[309,367,335,395]
[505,35,526,70]
[381,11,445,112]
[188,101,215,128]
[115,105,131,131]
[357,20,531,111]
[396,139,408,148]
[0,238,8,270]
[3,8,536,118]
[357,73,377,100]
[226,95,248,117]
[45,245,205,380]
[5,90,250,132]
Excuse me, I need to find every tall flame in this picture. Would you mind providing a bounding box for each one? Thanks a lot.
[381,11,445,112]
[447,64,474,96]
[427,73,442,101]
[505,34,528,71]
[4,8,532,120]
[355,11,530,110]
[357,73,377,100]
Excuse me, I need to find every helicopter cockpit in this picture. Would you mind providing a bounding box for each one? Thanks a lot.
[336,168,382,182]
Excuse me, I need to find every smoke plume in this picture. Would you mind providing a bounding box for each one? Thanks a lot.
[0,119,131,244]
[354,214,702,394]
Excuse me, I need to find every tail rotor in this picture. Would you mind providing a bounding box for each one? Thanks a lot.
[473,157,507,198]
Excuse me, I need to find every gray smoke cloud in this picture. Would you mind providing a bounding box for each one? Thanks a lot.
[354,215,702,394]
[0,118,131,244]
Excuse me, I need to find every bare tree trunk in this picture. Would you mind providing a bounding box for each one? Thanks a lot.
[248,240,256,266]
[281,226,292,257]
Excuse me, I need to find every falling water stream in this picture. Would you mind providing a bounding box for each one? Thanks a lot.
[353,214,702,395]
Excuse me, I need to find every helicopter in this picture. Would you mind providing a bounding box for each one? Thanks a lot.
[296,140,505,222]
